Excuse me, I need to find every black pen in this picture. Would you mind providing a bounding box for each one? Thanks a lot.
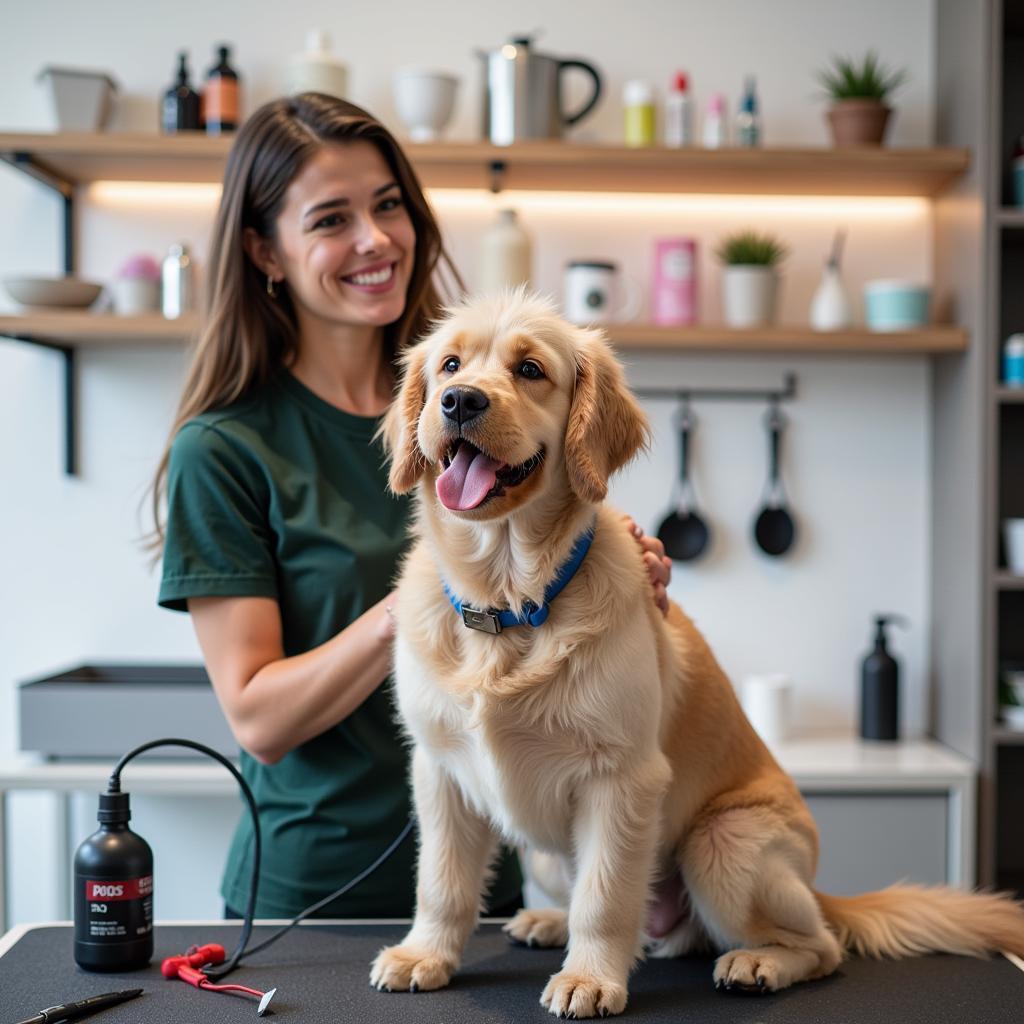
[14,988,143,1024]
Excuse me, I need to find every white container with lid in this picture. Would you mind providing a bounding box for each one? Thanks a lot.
[285,29,348,99]
[479,209,532,294]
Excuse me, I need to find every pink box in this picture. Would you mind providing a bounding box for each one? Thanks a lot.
[652,238,698,326]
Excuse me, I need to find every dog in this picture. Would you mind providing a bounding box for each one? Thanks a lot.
[370,290,1024,1017]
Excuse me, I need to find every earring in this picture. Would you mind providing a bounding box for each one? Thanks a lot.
[266,275,277,298]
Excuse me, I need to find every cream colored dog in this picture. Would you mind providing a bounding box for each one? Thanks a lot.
[371,291,1024,1018]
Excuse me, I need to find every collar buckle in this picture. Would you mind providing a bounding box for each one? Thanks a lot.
[461,606,503,634]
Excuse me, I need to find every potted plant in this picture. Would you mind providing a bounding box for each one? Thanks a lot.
[715,230,787,328]
[817,51,907,147]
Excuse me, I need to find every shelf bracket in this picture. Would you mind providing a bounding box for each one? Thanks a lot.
[0,152,78,472]
[635,372,798,405]
[489,159,507,194]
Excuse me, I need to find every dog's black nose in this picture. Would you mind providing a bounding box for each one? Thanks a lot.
[441,386,490,426]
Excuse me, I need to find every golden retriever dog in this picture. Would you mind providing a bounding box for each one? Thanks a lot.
[370,290,1024,1017]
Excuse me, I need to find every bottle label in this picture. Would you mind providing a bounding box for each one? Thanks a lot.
[202,79,239,127]
[79,875,153,939]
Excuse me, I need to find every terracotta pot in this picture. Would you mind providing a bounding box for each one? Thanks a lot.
[826,100,892,147]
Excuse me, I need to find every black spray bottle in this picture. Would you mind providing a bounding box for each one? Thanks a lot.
[859,614,907,741]
[73,790,153,971]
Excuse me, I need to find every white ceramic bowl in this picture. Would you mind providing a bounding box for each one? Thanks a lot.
[392,68,458,142]
[4,276,103,308]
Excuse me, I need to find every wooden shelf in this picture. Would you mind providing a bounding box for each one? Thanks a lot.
[997,208,1024,228]
[996,386,1024,402]
[992,728,1024,745]
[994,572,1024,590]
[0,131,970,196]
[607,324,968,354]
[0,312,196,347]
[0,312,968,355]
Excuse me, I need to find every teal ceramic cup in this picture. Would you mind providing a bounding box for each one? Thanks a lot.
[863,280,931,331]
[1014,156,1024,208]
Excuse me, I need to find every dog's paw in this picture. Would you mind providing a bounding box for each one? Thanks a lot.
[540,970,627,1018]
[503,908,569,948]
[713,948,785,993]
[370,944,454,993]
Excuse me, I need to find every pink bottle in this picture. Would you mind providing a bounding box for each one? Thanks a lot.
[652,238,698,326]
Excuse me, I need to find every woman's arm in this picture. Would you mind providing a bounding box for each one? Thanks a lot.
[188,593,395,765]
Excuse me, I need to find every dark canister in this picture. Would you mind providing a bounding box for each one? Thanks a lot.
[73,790,153,971]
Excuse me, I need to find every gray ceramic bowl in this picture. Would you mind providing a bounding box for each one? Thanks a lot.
[4,276,104,308]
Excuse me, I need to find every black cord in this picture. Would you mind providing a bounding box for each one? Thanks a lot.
[110,738,415,979]
[109,739,261,978]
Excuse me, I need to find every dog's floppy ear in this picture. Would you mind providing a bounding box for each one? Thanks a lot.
[381,341,430,494]
[564,330,650,503]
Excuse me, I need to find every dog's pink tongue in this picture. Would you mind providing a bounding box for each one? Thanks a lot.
[436,442,504,511]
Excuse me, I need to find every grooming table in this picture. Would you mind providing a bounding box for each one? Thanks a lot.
[3,921,1023,1023]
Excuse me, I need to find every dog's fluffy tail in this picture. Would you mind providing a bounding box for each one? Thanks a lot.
[814,884,1024,959]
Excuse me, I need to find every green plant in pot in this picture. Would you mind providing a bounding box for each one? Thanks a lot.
[715,230,788,328]
[817,51,907,147]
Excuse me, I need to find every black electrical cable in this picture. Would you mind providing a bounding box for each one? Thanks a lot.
[109,738,415,980]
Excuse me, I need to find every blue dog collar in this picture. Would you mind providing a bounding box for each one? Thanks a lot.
[443,524,596,634]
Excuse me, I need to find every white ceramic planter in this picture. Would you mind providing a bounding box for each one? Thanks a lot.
[722,265,779,327]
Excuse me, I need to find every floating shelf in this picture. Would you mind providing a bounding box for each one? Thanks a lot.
[996,386,1024,403]
[997,208,1024,228]
[0,132,970,196]
[0,312,969,355]
[0,312,195,346]
[607,324,968,354]
[994,572,1024,590]
[992,728,1024,745]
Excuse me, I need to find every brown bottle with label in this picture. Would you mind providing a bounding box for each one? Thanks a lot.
[201,44,240,134]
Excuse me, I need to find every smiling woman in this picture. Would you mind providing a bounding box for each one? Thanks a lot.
[144,92,671,924]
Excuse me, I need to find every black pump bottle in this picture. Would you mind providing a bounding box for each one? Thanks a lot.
[73,791,153,971]
[859,614,907,742]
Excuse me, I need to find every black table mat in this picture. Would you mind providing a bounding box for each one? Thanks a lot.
[3,922,1024,1023]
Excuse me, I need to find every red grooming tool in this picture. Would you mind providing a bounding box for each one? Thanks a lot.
[162,943,277,1016]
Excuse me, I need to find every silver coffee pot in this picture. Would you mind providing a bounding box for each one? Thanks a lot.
[478,35,603,146]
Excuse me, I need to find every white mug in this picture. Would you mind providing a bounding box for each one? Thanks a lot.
[739,673,792,747]
[563,261,640,325]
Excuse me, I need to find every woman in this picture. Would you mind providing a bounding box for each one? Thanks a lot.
[151,92,672,920]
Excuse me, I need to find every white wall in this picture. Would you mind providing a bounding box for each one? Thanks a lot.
[0,0,938,926]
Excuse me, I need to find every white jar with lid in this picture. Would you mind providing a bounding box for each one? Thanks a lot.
[285,29,348,99]
[479,208,532,294]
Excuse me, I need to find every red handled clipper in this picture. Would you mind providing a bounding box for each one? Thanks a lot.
[162,943,277,1016]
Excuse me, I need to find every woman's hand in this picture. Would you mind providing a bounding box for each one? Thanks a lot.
[623,515,672,618]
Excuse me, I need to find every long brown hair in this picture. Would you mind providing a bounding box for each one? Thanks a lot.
[146,92,461,550]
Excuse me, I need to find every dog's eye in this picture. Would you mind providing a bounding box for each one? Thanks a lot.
[442,356,460,374]
[518,360,544,380]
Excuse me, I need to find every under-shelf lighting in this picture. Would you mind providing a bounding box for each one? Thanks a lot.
[86,182,927,221]
[88,181,222,205]
[427,189,928,220]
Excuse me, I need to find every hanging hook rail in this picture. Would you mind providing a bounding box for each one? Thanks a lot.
[634,372,797,405]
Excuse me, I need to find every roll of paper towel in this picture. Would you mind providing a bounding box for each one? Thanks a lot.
[740,673,791,746]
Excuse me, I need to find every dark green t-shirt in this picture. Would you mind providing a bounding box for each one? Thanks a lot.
[158,369,521,918]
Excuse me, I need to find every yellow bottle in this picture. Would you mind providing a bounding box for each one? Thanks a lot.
[624,80,656,147]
